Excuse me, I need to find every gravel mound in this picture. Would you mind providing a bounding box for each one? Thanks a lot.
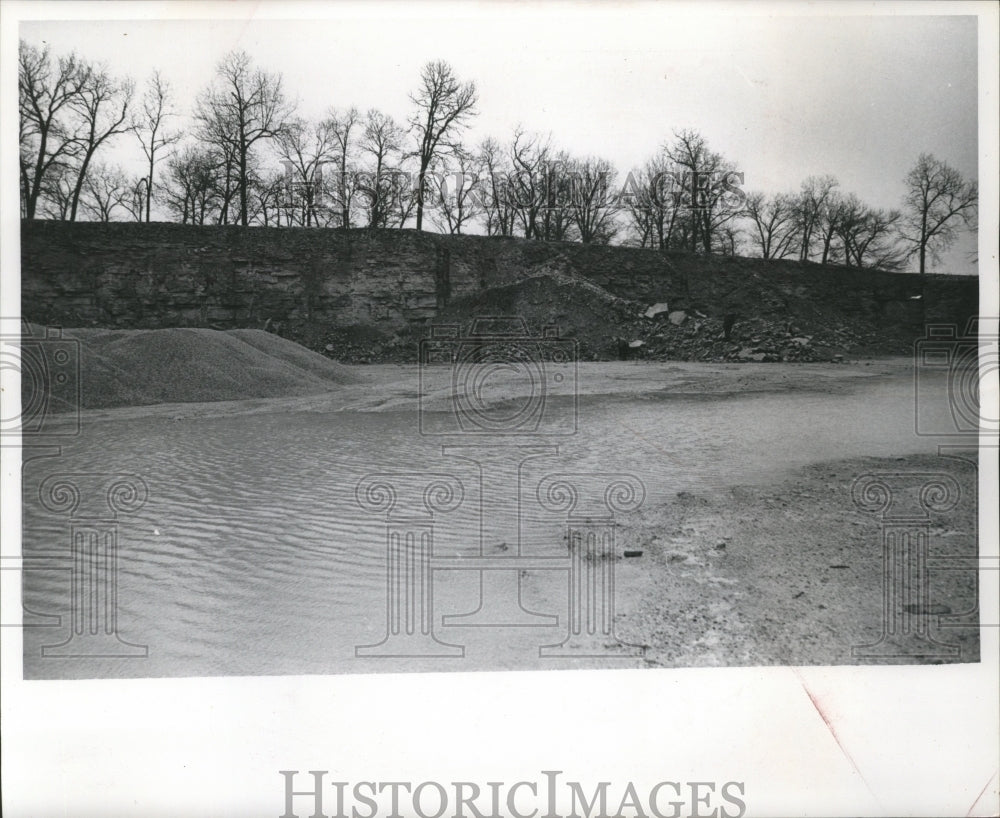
[26,325,359,410]
[225,328,359,382]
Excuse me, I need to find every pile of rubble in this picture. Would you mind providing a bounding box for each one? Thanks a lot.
[619,311,841,363]
[286,304,906,364]
[609,305,914,363]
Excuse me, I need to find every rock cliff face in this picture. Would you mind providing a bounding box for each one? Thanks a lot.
[22,221,476,329]
[21,221,978,358]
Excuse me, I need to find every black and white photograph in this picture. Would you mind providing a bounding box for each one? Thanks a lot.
[2,1,998,816]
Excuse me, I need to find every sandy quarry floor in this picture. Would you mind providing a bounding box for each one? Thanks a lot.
[59,357,916,425]
[27,358,985,671]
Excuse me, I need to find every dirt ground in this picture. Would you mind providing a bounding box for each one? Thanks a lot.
[611,452,980,667]
[60,357,916,425]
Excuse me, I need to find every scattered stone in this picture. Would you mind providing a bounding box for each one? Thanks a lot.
[736,348,767,362]
[668,310,688,326]
[644,302,670,319]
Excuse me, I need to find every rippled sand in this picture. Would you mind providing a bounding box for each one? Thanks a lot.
[21,360,979,678]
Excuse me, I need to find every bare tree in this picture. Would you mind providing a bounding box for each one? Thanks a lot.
[717,224,743,257]
[323,107,361,228]
[39,163,76,220]
[620,169,655,248]
[568,156,619,244]
[388,169,418,229]
[430,149,483,234]
[409,60,478,230]
[249,171,289,227]
[18,41,88,219]
[836,195,905,269]
[160,144,223,225]
[195,49,293,226]
[508,128,551,239]
[65,62,134,221]
[477,137,516,237]
[122,178,147,223]
[834,195,868,267]
[664,129,739,253]
[795,175,839,261]
[853,207,907,270]
[621,155,684,250]
[901,153,978,274]
[742,191,799,260]
[357,109,405,228]
[132,70,180,222]
[80,163,137,222]
[813,190,847,264]
[538,150,576,241]
[196,113,238,223]
[277,117,336,226]
[665,129,714,252]
[326,108,362,228]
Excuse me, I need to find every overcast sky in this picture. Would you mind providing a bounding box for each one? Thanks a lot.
[16,5,982,273]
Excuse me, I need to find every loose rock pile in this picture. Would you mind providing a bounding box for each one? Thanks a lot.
[626,312,897,363]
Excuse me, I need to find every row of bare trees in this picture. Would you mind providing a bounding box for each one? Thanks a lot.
[739,178,908,270]
[437,131,622,244]
[736,156,977,272]
[20,42,133,220]
[20,40,978,272]
[621,129,745,254]
[158,58,476,231]
[19,43,183,224]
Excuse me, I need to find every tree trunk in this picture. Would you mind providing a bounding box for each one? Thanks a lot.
[69,150,97,222]
[415,173,425,230]
[26,127,51,220]
[146,153,155,222]
[340,159,350,229]
[239,148,249,227]
[918,208,928,274]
